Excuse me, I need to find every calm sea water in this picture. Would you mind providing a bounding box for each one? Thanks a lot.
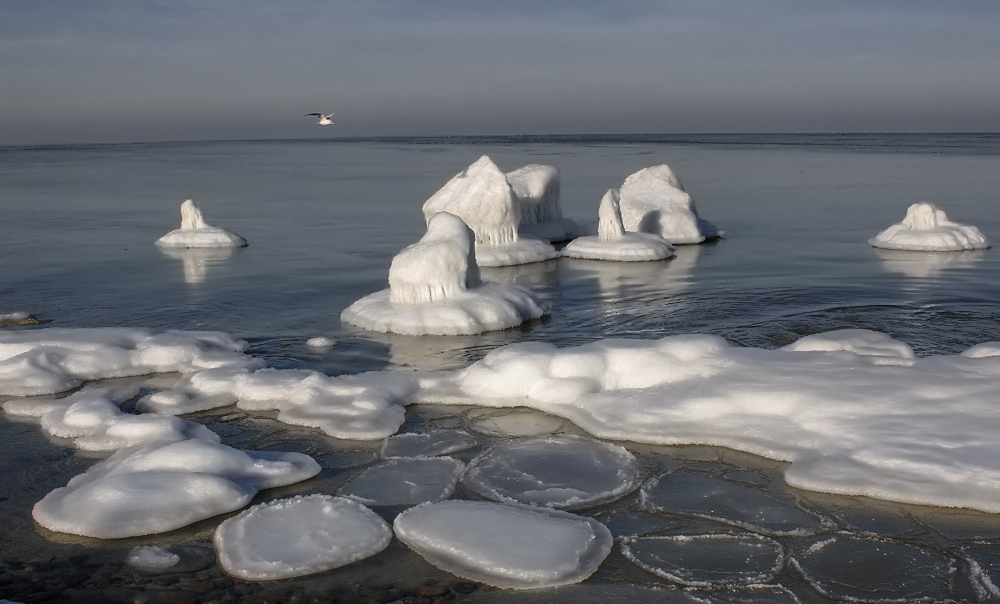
[3,134,1000,602]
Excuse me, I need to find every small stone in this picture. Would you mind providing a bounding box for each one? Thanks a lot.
[416,585,449,597]
[185,579,215,594]
[68,555,89,566]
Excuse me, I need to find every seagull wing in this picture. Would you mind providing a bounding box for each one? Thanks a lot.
[305,113,322,117]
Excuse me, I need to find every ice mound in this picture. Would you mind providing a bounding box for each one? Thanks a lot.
[337,457,464,506]
[214,495,391,580]
[341,212,549,335]
[156,199,248,248]
[0,327,262,397]
[641,472,829,536]
[138,366,416,440]
[780,328,915,365]
[422,156,557,267]
[126,546,180,571]
[790,534,953,601]
[506,164,577,242]
[869,202,989,252]
[620,533,784,587]
[381,430,476,458]
[393,500,613,589]
[618,165,720,244]
[306,336,336,348]
[462,435,640,510]
[32,437,320,538]
[562,189,674,261]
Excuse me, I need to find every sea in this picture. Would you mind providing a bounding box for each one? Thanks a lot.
[2,133,1000,603]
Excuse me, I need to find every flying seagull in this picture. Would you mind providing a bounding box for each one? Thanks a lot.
[306,112,334,125]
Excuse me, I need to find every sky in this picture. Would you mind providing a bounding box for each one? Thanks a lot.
[2,0,999,146]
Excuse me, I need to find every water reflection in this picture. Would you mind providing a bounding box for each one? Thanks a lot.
[379,330,521,371]
[478,259,560,288]
[159,247,238,284]
[563,244,702,298]
[874,248,986,280]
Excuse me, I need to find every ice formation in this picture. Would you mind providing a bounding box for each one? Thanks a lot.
[422,156,557,267]
[159,246,237,284]
[341,212,549,336]
[380,429,476,458]
[126,546,180,571]
[214,495,391,580]
[506,164,577,242]
[32,437,320,538]
[462,435,641,509]
[156,199,248,248]
[618,165,720,244]
[869,202,990,251]
[620,533,785,587]
[562,189,674,261]
[337,457,464,506]
[393,500,613,589]
[306,336,336,348]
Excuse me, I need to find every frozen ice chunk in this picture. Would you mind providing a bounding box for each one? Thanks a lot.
[869,202,989,252]
[475,238,559,267]
[424,156,520,246]
[468,409,566,436]
[562,189,674,261]
[781,329,915,365]
[126,546,180,570]
[337,457,464,506]
[306,336,336,348]
[156,199,248,248]
[342,213,548,335]
[620,533,784,587]
[506,164,577,242]
[214,495,391,580]
[0,327,262,397]
[640,472,829,536]
[380,430,476,458]
[32,438,320,538]
[618,165,719,244]
[393,500,613,589]
[790,535,952,601]
[463,435,640,509]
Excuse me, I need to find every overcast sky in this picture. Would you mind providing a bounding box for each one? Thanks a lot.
[3,0,999,146]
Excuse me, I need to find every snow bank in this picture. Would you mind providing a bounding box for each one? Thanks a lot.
[869,202,989,252]
[0,328,262,397]
[32,437,320,538]
[506,164,577,242]
[342,212,548,336]
[156,200,248,248]
[618,165,720,244]
[562,189,674,261]
[475,238,559,267]
[393,500,612,589]
[214,495,391,580]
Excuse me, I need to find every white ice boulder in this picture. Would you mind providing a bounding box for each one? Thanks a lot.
[462,435,641,510]
[506,164,577,242]
[214,495,392,580]
[393,500,613,589]
[341,212,548,336]
[869,202,989,252]
[562,189,674,261]
[32,438,320,538]
[337,457,465,506]
[618,165,719,244]
[156,199,248,248]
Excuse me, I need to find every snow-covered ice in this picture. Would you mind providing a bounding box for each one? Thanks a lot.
[156,199,248,248]
[337,457,464,506]
[32,437,320,538]
[620,533,785,587]
[422,157,557,267]
[393,500,613,589]
[341,212,549,335]
[869,202,989,252]
[380,429,476,458]
[506,164,577,242]
[214,494,391,580]
[562,189,674,261]
[618,165,720,244]
[462,435,640,509]
[126,546,180,571]
[305,336,337,348]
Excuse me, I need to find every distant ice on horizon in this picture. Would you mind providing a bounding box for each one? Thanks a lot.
[156,199,248,249]
[869,202,990,252]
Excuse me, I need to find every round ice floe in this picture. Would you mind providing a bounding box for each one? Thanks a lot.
[393,500,613,589]
[962,342,1000,358]
[214,495,391,580]
[791,534,952,602]
[468,409,565,437]
[463,435,640,510]
[475,238,559,267]
[641,472,828,536]
[337,457,465,506]
[380,430,476,459]
[869,202,989,252]
[562,189,674,262]
[126,546,180,571]
[306,337,336,348]
[620,533,784,587]
[156,199,248,248]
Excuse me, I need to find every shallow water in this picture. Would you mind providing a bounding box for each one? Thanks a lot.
[3,134,1000,602]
